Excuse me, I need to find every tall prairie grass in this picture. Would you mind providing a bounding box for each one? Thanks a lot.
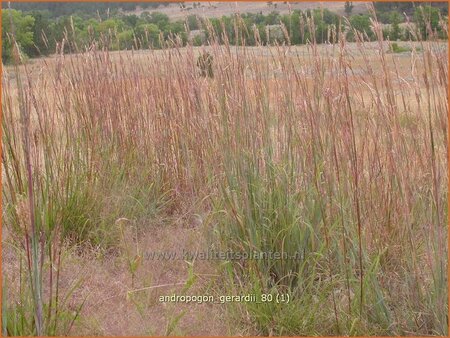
[2,7,448,335]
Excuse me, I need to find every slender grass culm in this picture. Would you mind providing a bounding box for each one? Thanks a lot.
[2,11,88,335]
[1,2,448,336]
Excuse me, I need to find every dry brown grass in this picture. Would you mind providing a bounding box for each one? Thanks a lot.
[2,15,448,335]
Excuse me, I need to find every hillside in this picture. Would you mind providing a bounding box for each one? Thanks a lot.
[5,1,448,21]
[124,2,369,20]
[2,1,381,20]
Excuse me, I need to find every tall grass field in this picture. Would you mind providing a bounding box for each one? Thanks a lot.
[1,2,448,336]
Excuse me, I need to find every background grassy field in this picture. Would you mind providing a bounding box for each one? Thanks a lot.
[2,7,448,336]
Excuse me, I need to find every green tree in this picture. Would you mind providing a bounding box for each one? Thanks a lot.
[117,29,134,49]
[349,14,373,40]
[135,23,160,48]
[122,14,139,28]
[2,9,35,63]
[389,11,402,40]
[98,18,125,33]
[28,10,53,56]
[344,2,354,16]
[265,11,280,25]
[414,5,441,39]
[148,12,170,30]
[187,14,199,30]
[96,18,127,50]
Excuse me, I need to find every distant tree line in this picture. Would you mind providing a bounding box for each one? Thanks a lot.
[374,2,448,19]
[1,2,171,18]
[2,3,448,64]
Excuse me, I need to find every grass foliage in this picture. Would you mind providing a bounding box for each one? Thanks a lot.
[2,5,448,336]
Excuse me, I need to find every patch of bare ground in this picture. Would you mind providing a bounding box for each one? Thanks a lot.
[2,217,230,335]
[76,221,230,335]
